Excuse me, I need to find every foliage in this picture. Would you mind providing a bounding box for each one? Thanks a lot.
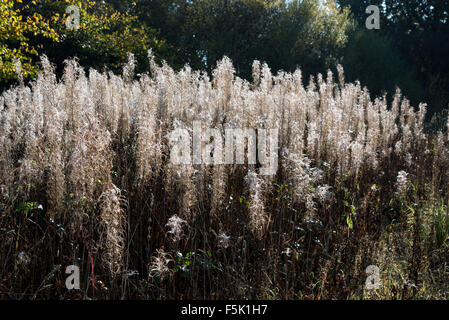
[131,0,353,79]
[263,0,352,77]
[0,0,169,91]
[0,0,58,84]
[39,0,170,75]
[341,28,425,106]
[338,0,449,115]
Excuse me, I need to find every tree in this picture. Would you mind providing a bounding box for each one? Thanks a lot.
[182,0,282,76]
[0,0,170,91]
[38,0,170,77]
[337,0,384,23]
[341,29,424,105]
[146,0,353,79]
[384,0,449,114]
[129,0,190,70]
[338,0,449,115]
[263,0,352,77]
[0,0,58,89]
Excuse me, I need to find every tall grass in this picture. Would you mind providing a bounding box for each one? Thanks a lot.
[0,52,448,299]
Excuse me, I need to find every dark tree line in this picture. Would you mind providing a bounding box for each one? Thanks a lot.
[339,0,449,116]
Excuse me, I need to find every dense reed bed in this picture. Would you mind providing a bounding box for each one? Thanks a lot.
[0,53,448,299]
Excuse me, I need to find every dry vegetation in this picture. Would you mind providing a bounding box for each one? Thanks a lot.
[0,53,449,299]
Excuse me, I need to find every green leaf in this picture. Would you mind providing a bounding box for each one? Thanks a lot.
[346,216,353,230]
